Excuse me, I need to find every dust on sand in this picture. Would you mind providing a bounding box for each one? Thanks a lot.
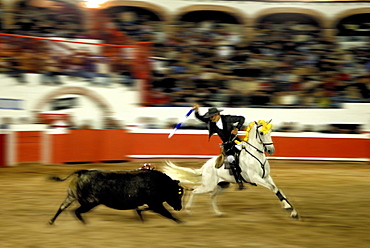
[0,160,369,248]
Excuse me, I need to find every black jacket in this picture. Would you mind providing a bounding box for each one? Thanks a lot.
[195,111,245,143]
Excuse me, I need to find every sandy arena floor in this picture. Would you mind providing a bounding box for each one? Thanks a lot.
[0,160,369,248]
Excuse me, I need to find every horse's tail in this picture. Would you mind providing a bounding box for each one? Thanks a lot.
[163,160,203,184]
[49,170,89,182]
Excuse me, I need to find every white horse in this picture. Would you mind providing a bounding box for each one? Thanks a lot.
[163,120,299,219]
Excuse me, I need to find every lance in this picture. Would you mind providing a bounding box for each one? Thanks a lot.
[168,108,195,139]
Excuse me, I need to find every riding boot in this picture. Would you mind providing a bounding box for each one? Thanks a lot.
[230,162,245,190]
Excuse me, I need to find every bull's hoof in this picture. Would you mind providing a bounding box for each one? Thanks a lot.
[48,220,54,225]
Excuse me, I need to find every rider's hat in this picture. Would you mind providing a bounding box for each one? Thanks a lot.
[204,107,223,118]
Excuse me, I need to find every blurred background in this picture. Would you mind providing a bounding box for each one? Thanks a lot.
[0,0,370,132]
[1,3,369,246]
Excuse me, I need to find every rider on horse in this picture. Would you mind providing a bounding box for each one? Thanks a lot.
[193,104,246,190]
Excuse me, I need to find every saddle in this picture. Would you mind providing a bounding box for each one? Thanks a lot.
[215,154,225,169]
[215,141,235,169]
[214,153,238,175]
[215,152,257,186]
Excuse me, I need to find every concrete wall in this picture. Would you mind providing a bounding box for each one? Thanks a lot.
[1,74,370,131]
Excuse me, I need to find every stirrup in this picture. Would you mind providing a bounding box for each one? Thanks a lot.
[235,174,246,190]
[237,181,246,190]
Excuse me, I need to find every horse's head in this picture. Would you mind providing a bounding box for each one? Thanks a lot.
[242,120,275,155]
[256,120,275,155]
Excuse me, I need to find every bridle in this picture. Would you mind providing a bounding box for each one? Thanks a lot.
[246,122,274,154]
[242,122,274,178]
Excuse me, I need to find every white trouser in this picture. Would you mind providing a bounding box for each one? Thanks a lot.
[227,155,235,164]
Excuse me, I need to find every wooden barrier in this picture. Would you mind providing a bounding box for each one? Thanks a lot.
[271,135,370,161]
[98,129,130,162]
[63,130,100,163]
[49,129,130,164]
[126,131,370,162]
[0,134,6,166]
[2,129,369,166]
[127,132,221,157]
[16,131,43,163]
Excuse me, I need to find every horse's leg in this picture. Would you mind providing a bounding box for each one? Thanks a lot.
[185,184,217,215]
[249,174,298,217]
[252,174,299,219]
[185,161,219,215]
[264,176,299,219]
[184,190,196,215]
[210,185,228,216]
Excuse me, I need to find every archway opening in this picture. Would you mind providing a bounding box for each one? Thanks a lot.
[104,6,162,21]
[336,13,370,42]
[179,10,241,24]
[257,13,320,25]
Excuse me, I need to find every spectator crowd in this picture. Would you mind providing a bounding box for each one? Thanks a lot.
[0,4,370,110]
[146,21,370,108]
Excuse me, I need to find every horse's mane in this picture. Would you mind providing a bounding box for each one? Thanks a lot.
[241,120,273,142]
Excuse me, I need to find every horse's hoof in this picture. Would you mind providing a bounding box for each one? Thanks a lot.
[215,211,223,217]
[290,210,299,219]
[284,208,299,219]
[284,207,293,212]
[185,209,192,216]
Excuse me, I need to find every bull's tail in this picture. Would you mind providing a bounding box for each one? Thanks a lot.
[163,161,203,184]
[49,170,90,182]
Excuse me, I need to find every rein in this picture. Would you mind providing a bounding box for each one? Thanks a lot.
[245,141,264,154]
[242,145,267,178]
[241,122,273,178]
[255,123,274,152]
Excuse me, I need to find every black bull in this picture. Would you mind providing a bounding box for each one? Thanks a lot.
[49,169,184,224]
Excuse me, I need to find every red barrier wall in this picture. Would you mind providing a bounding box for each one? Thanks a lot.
[126,132,370,161]
[127,133,221,156]
[64,130,100,163]
[98,130,130,162]
[271,136,370,160]
[3,129,369,166]
[50,132,67,164]
[16,131,42,163]
[49,129,130,164]
[0,134,6,167]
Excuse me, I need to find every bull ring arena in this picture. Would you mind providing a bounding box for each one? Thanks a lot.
[1,159,370,247]
[1,0,370,247]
